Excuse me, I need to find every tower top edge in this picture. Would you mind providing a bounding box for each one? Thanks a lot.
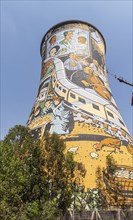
[40,20,106,56]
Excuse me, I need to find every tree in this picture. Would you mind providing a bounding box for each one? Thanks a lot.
[95,155,129,210]
[40,131,86,215]
[95,166,109,209]
[106,154,118,175]
[0,125,47,219]
[0,125,86,219]
[105,155,127,209]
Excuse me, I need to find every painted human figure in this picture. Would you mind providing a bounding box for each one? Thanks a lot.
[48,97,74,134]
[60,31,73,48]
[77,36,87,54]
[49,35,56,46]
[89,60,108,87]
[83,66,112,100]
[71,65,111,101]
[49,46,60,57]
[64,53,82,71]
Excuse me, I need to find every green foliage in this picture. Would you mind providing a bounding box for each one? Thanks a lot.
[0,126,86,219]
[0,125,46,219]
[106,154,117,175]
[95,166,108,209]
[69,188,102,211]
[41,131,86,214]
[95,155,130,209]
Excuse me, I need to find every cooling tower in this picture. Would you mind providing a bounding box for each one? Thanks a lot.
[27,20,133,192]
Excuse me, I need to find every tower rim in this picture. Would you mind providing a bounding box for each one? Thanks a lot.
[40,19,106,56]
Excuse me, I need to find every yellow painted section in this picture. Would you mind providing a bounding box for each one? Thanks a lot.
[64,122,133,190]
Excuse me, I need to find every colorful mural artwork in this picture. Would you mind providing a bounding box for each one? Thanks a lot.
[27,21,133,199]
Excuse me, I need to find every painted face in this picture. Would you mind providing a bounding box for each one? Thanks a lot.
[66,32,73,41]
[45,101,51,109]
[49,35,56,45]
[53,98,60,106]
[78,36,86,44]
[38,90,46,101]
[33,102,40,116]
[84,66,93,74]
[49,48,57,57]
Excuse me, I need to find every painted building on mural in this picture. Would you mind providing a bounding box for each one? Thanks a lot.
[27,20,133,201]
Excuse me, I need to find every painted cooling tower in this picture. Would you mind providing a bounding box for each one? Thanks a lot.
[27,20,133,190]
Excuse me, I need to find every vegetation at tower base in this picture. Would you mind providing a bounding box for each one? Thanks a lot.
[106,154,118,175]
[1,127,132,220]
[96,155,133,209]
[0,125,86,220]
[40,131,86,215]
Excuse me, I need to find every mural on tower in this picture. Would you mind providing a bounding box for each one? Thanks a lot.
[27,21,133,199]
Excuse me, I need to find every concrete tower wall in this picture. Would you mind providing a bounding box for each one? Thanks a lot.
[27,20,133,190]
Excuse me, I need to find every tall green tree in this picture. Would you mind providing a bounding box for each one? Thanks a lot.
[0,125,47,219]
[0,126,86,219]
[41,132,86,215]
[106,154,118,175]
[95,166,109,209]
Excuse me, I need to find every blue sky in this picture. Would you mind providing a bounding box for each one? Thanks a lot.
[1,0,132,139]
